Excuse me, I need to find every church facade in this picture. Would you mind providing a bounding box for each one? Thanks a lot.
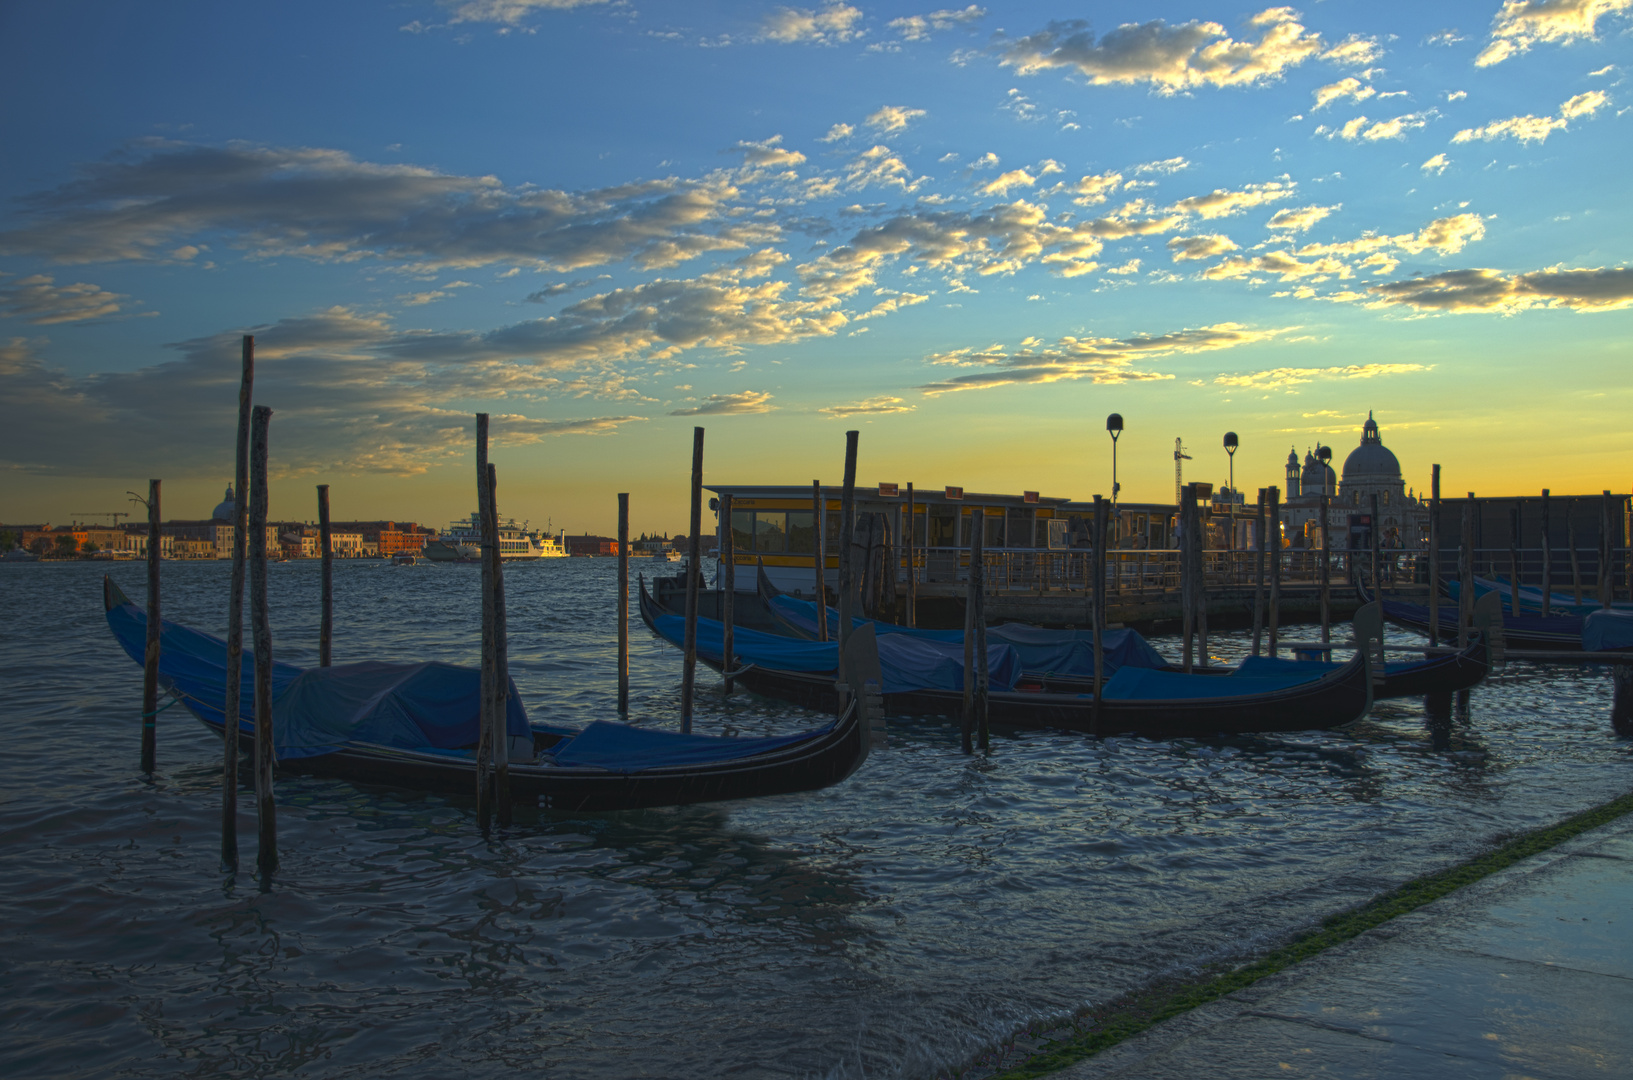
[1279,413,1426,550]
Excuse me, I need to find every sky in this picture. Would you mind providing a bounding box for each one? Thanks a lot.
[1,1,1630,535]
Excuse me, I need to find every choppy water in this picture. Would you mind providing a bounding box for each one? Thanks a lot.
[1,559,1628,1079]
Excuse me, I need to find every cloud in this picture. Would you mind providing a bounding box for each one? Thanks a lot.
[1203,250,1353,281]
[1210,213,1488,282]
[1211,362,1429,389]
[0,274,130,324]
[734,135,807,168]
[797,197,1184,297]
[997,9,1363,94]
[761,4,865,45]
[1452,90,1608,144]
[1134,156,1191,174]
[0,311,648,478]
[888,6,985,41]
[668,389,776,415]
[837,145,925,192]
[1334,112,1434,141]
[1366,265,1633,313]
[819,123,855,142]
[1266,204,1338,231]
[1294,212,1486,259]
[981,168,1036,196]
[0,140,779,274]
[1104,258,1142,275]
[865,105,927,134]
[1062,171,1123,205]
[1172,181,1295,219]
[435,0,609,26]
[1313,76,1375,109]
[818,395,917,416]
[854,291,929,319]
[1420,153,1450,174]
[1167,234,1238,261]
[917,322,1289,394]
[1476,0,1633,67]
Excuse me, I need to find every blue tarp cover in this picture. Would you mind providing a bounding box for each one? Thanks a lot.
[649,610,1021,692]
[550,719,832,772]
[763,593,1169,677]
[1101,664,1329,701]
[1583,609,1633,652]
[1456,576,1633,616]
[106,599,527,759]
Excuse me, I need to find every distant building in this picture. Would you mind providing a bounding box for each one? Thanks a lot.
[564,534,620,556]
[1279,413,1425,550]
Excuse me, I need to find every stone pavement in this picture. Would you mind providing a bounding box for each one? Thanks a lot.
[1054,814,1633,1079]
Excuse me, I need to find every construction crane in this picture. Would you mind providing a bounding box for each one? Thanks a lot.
[70,511,131,525]
[1173,438,1192,506]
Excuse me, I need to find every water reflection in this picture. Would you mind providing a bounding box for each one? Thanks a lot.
[1,561,1628,1080]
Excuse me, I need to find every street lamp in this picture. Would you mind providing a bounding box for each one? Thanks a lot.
[1223,432,1238,552]
[1106,413,1123,508]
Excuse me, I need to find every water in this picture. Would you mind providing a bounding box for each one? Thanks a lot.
[1,559,1628,1079]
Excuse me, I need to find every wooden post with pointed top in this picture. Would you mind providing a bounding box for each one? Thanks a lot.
[317,484,332,667]
[905,482,917,628]
[475,413,494,831]
[720,492,735,695]
[1509,501,1523,615]
[961,511,976,756]
[249,406,276,881]
[1180,489,1195,673]
[222,335,253,871]
[617,492,629,713]
[681,427,704,734]
[1540,488,1552,617]
[1428,465,1441,644]
[1600,490,1614,610]
[1195,489,1209,665]
[140,479,161,775]
[487,462,511,826]
[1267,486,1281,658]
[812,480,828,641]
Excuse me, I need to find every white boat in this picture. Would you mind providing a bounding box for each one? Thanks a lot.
[426,513,566,561]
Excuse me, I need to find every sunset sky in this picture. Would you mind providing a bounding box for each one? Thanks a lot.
[2,1,1629,534]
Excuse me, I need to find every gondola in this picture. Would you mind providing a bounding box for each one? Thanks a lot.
[757,564,1488,700]
[102,577,866,811]
[640,577,1381,738]
[1359,576,1581,650]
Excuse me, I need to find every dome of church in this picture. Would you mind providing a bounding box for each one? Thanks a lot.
[1300,449,1336,495]
[1342,411,1401,480]
[211,485,236,522]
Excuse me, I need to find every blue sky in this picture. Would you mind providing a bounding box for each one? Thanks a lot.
[2,1,1629,533]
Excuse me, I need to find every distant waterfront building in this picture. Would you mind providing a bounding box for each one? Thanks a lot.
[1279,413,1425,550]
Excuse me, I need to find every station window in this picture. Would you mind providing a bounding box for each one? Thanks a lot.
[928,506,957,547]
[786,510,816,554]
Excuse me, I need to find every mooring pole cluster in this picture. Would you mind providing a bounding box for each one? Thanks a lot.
[221,335,253,871]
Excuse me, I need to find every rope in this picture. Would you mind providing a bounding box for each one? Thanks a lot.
[141,695,186,720]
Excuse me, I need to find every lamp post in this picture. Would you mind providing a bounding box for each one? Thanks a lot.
[1223,431,1238,554]
[1106,413,1123,508]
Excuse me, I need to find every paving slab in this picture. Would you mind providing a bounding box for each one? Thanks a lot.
[1055,816,1633,1080]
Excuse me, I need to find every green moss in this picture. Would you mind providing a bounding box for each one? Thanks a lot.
[990,790,1633,1080]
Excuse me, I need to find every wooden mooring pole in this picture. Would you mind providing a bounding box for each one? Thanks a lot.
[1540,488,1552,617]
[140,479,161,774]
[1568,516,1583,606]
[249,406,276,881]
[617,493,629,713]
[1459,495,1475,648]
[837,432,859,658]
[969,511,988,751]
[475,413,494,831]
[1251,489,1266,657]
[1092,495,1107,735]
[812,480,828,641]
[681,427,704,734]
[1193,485,1209,665]
[1428,465,1441,644]
[487,462,511,826]
[1371,492,1384,650]
[1319,489,1331,645]
[905,482,916,628]
[1267,486,1281,657]
[1600,491,1613,609]
[222,335,253,871]
[1612,663,1633,736]
[317,484,333,667]
[1180,488,1195,672]
[1509,502,1523,614]
[720,491,735,695]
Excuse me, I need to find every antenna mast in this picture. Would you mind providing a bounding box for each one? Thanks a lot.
[1173,438,1192,505]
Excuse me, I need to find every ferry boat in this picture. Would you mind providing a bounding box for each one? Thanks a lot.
[422,513,567,562]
